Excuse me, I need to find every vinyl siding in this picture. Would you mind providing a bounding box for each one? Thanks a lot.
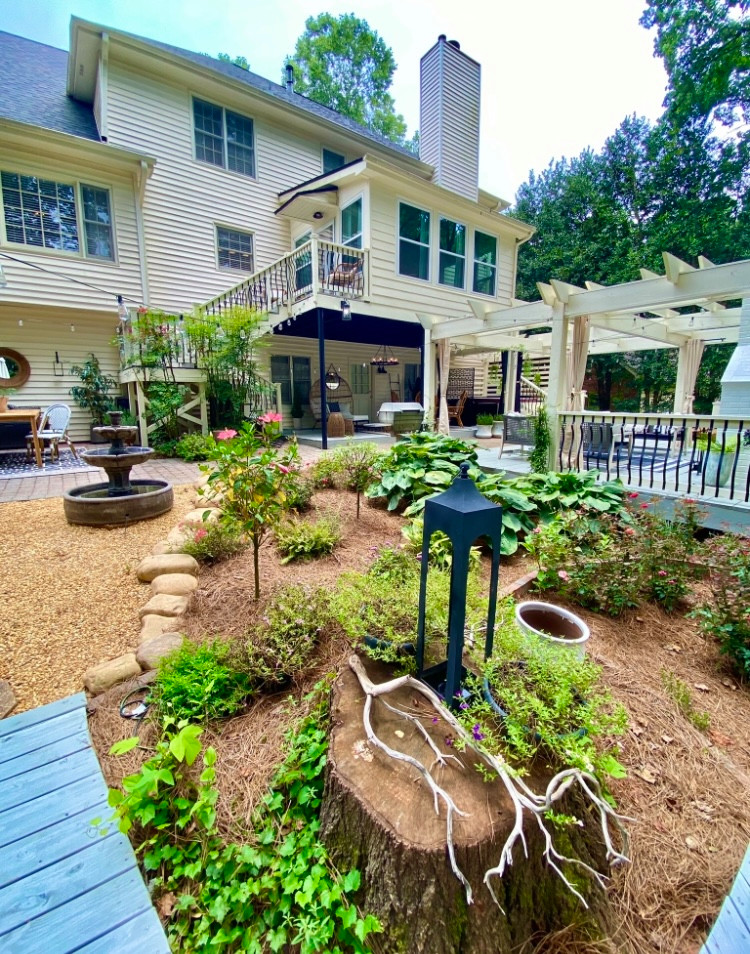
[0,147,144,312]
[0,303,121,441]
[367,186,514,320]
[105,60,323,313]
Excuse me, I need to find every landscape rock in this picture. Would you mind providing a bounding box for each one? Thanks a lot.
[137,553,199,582]
[84,654,141,694]
[140,614,183,642]
[0,680,17,719]
[136,633,183,670]
[167,525,193,546]
[151,540,173,556]
[138,593,191,618]
[151,573,199,597]
[182,507,220,525]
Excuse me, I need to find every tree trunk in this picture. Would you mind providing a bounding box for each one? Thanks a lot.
[320,662,614,954]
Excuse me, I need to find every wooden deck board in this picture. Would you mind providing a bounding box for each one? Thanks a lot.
[0,694,168,953]
[700,845,750,954]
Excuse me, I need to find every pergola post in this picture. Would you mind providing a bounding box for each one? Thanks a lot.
[545,300,568,469]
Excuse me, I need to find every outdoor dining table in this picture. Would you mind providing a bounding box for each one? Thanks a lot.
[0,408,42,467]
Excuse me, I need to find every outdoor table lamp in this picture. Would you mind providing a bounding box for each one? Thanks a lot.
[416,462,503,707]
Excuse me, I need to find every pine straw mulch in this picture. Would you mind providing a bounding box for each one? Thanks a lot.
[87,490,750,954]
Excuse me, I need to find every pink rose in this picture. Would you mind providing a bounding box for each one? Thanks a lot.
[657,569,667,577]
[259,411,283,425]
[194,528,208,541]
[216,428,237,440]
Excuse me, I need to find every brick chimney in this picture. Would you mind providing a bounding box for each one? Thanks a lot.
[419,35,481,201]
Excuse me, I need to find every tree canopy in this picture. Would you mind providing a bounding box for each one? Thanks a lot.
[217,53,250,71]
[286,13,413,147]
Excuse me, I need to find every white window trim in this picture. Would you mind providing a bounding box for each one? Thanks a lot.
[471,229,498,298]
[438,215,467,290]
[0,170,118,264]
[397,199,431,283]
[215,223,255,273]
[191,94,257,181]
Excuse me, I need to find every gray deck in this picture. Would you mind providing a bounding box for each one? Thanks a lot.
[0,693,169,953]
[700,846,750,954]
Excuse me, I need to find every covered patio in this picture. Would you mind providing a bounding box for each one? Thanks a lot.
[421,255,750,528]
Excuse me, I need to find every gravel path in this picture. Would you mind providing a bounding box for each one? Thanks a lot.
[0,484,198,713]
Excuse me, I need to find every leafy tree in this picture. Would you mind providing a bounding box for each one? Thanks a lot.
[640,0,750,132]
[217,52,250,71]
[286,13,410,145]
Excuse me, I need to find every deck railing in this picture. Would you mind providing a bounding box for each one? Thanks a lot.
[519,375,546,416]
[559,411,750,503]
[202,239,368,317]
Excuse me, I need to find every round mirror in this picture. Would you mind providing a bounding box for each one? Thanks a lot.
[0,348,31,388]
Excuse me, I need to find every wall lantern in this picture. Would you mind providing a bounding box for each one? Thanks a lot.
[341,299,351,322]
[53,351,65,376]
[324,363,342,390]
[416,463,503,707]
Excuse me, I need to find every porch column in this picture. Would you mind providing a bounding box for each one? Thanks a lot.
[506,351,518,412]
[545,300,569,469]
[422,325,434,427]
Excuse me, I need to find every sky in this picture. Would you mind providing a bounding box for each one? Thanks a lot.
[0,0,668,203]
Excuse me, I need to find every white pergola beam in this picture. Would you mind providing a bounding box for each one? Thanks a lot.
[590,315,688,346]
[430,299,553,340]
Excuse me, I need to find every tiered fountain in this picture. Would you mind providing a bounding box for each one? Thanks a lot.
[63,412,173,525]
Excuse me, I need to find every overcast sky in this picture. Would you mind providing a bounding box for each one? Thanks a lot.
[0,0,668,202]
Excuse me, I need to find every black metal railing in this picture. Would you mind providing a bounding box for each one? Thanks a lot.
[559,412,750,502]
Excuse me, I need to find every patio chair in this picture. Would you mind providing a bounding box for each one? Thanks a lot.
[581,422,630,472]
[325,258,363,292]
[26,403,77,462]
[497,415,535,458]
[447,390,468,427]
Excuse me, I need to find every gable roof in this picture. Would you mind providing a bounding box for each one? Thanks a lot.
[0,31,100,141]
[69,19,420,163]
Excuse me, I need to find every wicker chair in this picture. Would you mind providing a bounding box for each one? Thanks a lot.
[309,376,355,434]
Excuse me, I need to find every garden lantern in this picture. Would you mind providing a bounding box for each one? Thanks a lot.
[416,462,503,706]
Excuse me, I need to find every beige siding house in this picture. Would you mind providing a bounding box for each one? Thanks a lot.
[0,22,533,442]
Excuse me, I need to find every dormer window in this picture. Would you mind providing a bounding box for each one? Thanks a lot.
[193,98,255,177]
[323,149,346,174]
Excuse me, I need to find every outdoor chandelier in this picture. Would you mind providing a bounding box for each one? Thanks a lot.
[324,363,342,390]
[370,343,399,374]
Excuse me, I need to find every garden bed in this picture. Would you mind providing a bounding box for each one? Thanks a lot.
[82,484,750,953]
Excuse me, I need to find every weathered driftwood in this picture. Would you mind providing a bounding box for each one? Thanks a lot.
[319,657,625,954]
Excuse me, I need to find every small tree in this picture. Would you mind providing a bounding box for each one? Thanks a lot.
[330,442,384,518]
[69,353,117,424]
[202,414,299,599]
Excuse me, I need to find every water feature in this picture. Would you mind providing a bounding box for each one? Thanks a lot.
[63,412,173,525]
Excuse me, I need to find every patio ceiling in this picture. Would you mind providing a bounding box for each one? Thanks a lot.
[425,254,750,357]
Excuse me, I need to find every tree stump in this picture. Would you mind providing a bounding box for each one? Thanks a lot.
[320,660,615,954]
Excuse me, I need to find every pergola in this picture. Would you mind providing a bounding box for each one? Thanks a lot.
[420,254,750,455]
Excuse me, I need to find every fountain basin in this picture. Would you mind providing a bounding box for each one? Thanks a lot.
[64,480,173,525]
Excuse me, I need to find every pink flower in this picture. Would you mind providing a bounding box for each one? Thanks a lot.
[640,503,649,509]
[628,492,639,499]
[624,527,636,536]
[684,498,695,504]
[274,463,290,474]
[657,569,667,577]
[194,528,208,541]
[259,411,283,425]
[216,428,237,440]
[558,569,570,581]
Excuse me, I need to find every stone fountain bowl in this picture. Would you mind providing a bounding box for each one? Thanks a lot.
[64,480,173,525]
[80,445,154,470]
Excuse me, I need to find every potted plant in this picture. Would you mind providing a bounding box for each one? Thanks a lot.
[0,386,15,414]
[291,387,304,430]
[475,413,494,438]
[69,353,118,442]
[695,433,738,488]
[491,414,504,437]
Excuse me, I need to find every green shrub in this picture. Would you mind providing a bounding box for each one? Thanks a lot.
[661,669,711,730]
[174,432,215,461]
[153,639,252,723]
[528,405,551,473]
[244,585,327,687]
[283,469,314,512]
[308,454,340,489]
[693,533,750,677]
[275,514,341,563]
[178,520,246,564]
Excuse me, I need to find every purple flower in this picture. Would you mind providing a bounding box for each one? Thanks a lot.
[431,717,438,724]
[445,736,454,747]
[459,701,469,711]
[472,723,485,742]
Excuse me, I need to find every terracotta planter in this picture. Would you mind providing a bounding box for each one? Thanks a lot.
[515,601,590,659]
[0,395,8,413]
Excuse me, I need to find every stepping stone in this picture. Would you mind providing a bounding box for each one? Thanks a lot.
[136,633,183,670]
[137,554,199,582]
[140,614,183,642]
[151,573,199,597]
[0,680,17,719]
[138,594,190,619]
[84,654,141,694]
[182,508,220,525]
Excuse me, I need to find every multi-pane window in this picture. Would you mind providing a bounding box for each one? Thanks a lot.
[323,149,346,174]
[351,363,369,395]
[439,217,466,288]
[271,355,311,405]
[1,171,114,260]
[473,231,497,296]
[399,203,430,281]
[193,98,255,177]
[216,226,254,272]
[341,198,362,249]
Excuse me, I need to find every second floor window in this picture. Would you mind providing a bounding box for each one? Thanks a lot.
[323,149,346,174]
[193,98,255,177]
[439,217,466,289]
[1,171,114,260]
[399,202,430,281]
[473,231,497,296]
[216,226,254,271]
[341,198,362,249]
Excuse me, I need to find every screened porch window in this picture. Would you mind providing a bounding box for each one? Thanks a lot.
[439,217,466,288]
[473,231,497,296]
[399,202,430,281]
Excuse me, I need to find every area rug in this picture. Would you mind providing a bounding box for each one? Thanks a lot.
[0,452,99,479]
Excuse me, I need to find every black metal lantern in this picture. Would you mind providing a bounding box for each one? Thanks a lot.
[416,462,503,706]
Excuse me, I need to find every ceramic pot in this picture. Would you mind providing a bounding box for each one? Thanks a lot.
[475,424,493,438]
[292,417,303,431]
[491,421,504,437]
[703,450,732,488]
[515,601,590,659]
